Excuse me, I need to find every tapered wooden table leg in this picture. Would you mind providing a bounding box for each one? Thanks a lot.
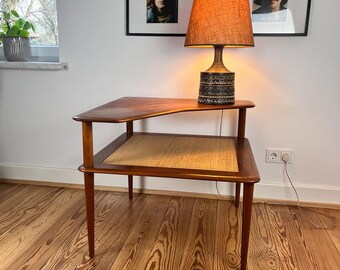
[85,172,95,258]
[235,183,241,207]
[128,175,133,200]
[127,121,134,201]
[240,183,254,270]
[82,122,95,258]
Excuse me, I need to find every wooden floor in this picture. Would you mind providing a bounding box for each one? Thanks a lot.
[0,183,339,270]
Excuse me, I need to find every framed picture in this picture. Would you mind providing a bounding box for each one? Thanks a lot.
[126,0,312,37]
[126,0,192,36]
[252,0,312,36]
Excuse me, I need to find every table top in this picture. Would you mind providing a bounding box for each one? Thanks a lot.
[73,97,255,123]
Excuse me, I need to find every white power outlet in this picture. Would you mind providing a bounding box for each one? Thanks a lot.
[266,148,293,164]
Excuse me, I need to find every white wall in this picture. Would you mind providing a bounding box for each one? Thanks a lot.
[1,0,339,204]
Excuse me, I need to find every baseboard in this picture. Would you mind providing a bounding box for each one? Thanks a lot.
[0,163,339,207]
[1,178,340,209]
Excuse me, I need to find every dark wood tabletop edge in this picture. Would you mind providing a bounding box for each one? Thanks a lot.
[72,97,256,123]
[235,139,261,181]
[78,165,260,183]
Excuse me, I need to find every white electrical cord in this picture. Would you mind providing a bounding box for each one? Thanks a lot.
[283,160,336,230]
[215,110,224,198]
[216,110,337,229]
[219,109,224,137]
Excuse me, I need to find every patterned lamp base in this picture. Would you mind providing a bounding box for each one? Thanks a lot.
[198,71,235,104]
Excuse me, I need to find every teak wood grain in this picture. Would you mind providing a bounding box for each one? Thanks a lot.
[74,97,259,270]
[73,97,255,123]
[1,183,340,270]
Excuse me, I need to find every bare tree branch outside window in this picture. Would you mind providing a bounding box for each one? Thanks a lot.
[0,0,58,45]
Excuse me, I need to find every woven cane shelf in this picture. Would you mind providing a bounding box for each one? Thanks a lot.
[78,132,257,182]
[104,134,239,172]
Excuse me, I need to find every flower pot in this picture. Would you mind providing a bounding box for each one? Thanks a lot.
[3,36,31,62]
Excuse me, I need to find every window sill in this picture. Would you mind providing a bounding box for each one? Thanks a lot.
[0,61,67,70]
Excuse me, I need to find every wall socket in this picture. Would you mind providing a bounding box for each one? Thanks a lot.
[266,148,293,164]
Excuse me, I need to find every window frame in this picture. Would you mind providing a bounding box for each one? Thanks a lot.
[0,0,59,63]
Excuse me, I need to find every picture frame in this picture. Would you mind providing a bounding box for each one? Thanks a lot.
[126,0,311,37]
[252,0,312,36]
[126,0,191,36]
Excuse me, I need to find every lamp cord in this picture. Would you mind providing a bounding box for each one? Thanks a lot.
[216,110,337,230]
[215,110,224,199]
[283,161,337,230]
[219,109,224,137]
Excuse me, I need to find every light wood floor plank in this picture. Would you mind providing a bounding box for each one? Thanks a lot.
[289,206,340,270]
[10,197,86,269]
[265,204,299,270]
[142,196,195,270]
[180,198,217,270]
[274,205,314,270]
[109,195,171,270]
[0,183,23,204]
[317,208,340,252]
[0,187,83,269]
[83,193,149,269]
[14,190,105,270]
[0,184,339,270]
[0,185,48,217]
[38,191,121,270]
[247,203,283,270]
[214,200,241,270]
[0,186,63,242]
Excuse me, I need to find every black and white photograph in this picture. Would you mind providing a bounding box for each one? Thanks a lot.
[251,0,311,36]
[147,0,178,23]
[127,0,191,36]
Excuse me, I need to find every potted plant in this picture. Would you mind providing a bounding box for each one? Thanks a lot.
[0,10,35,62]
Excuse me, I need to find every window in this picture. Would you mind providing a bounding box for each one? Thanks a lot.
[0,0,59,62]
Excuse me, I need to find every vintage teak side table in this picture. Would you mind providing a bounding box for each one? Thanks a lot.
[73,97,260,270]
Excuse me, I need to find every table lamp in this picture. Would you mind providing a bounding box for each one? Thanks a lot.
[185,0,254,104]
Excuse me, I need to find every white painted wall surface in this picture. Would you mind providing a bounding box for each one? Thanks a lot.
[0,0,339,204]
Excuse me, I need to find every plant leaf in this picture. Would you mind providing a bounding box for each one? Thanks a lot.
[11,10,20,18]
[23,21,31,30]
[4,12,10,20]
[19,29,30,37]
[31,24,35,33]
[6,25,20,36]
[18,18,25,28]
[2,24,8,32]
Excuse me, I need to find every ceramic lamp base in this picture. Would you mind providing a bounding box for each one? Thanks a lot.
[198,71,235,104]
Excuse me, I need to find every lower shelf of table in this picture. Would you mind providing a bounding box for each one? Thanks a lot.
[79,132,260,183]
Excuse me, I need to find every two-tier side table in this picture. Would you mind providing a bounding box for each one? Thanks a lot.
[73,97,260,270]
